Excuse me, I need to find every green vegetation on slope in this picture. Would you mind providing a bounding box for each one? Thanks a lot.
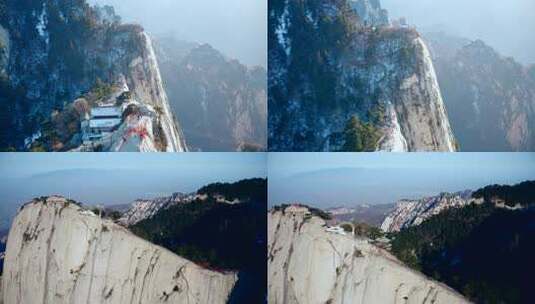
[130,178,267,271]
[390,181,535,303]
[473,180,535,207]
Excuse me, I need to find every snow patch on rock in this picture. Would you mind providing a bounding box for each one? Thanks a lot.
[276,0,292,57]
[378,102,408,152]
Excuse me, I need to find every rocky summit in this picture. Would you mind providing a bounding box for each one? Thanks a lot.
[0,0,186,151]
[268,0,457,151]
[381,190,481,232]
[2,196,236,304]
[268,206,469,304]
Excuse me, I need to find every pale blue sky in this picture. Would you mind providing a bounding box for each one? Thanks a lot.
[89,0,267,68]
[382,0,535,64]
[268,153,535,207]
[0,153,266,208]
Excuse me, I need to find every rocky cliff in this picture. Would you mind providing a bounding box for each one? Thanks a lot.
[425,32,535,151]
[2,196,236,304]
[118,192,198,226]
[381,190,480,232]
[268,207,469,304]
[0,0,186,151]
[155,36,267,151]
[268,0,456,151]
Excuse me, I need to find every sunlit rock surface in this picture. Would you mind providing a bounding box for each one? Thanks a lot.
[268,207,469,304]
[268,0,456,152]
[2,196,236,304]
[381,191,482,232]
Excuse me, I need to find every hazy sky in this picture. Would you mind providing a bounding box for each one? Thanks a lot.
[268,153,535,208]
[0,153,266,210]
[382,0,535,65]
[89,0,267,68]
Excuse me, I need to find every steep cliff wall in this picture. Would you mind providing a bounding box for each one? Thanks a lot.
[0,0,186,151]
[268,208,469,304]
[268,0,456,151]
[2,196,236,304]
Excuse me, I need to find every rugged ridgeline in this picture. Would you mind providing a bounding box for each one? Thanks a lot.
[118,178,266,227]
[381,190,480,232]
[268,206,468,304]
[2,196,235,304]
[0,0,186,151]
[118,192,192,226]
[425,32,535,151]
[124,178,267,304]
[389,181,535,303]
[155,37,267,151]
[268,0,456,151]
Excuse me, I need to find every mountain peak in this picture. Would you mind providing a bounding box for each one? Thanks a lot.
[268,208,469,303]
[3,195,236,303]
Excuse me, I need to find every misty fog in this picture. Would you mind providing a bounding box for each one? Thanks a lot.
[89,0,267,68]
[382,0,535,65]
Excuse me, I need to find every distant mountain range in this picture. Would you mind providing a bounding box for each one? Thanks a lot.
[424,31,535,151]
[155,36,267,151]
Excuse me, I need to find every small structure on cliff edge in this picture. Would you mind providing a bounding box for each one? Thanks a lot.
[81,106,122,143]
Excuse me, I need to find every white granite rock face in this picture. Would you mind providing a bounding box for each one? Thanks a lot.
[381,190,482,232]
[393,37,456,152]
[268,208,470,304]
[131,33,187,152]
[2,196,236,304]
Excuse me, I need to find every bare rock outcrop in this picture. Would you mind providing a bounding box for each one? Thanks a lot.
[268,207,469,304]
[2,196,236,304]
[381,190,481,232]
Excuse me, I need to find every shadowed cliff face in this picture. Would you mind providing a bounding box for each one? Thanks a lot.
[0,0,186,151]
[2,196,236,304]
[155,37,267,151]
[268,207,469,304]
[268,0,456,152]
[425,32,535,151]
